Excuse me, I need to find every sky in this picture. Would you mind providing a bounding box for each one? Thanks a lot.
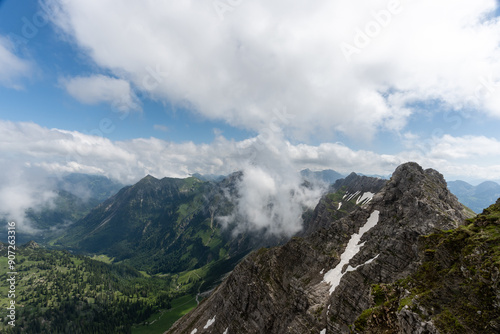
[1,0,500,233]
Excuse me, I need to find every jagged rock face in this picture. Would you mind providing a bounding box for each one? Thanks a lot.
[301,173,387,236]
[358,198,500,334]
[166,162,475,334]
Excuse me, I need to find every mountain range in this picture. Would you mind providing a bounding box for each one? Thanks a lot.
[167,162,483,333]
[0,174,124,245]
[1,169,390,333]
[4,164,500,333]
[12,171,495,246]
[448,180,500,213]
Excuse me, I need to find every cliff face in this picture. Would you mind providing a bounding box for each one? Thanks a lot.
[166,162,475,334]
[300,173,387,236]
[355,198,500,334]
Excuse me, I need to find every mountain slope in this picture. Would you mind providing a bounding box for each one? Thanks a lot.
[356,198,500,333]
[54,175,228,274]
[0,242,173,334]
[300,172,387,236]
[448,180,500,213]
[55,171,383,277]
[166,162,475,334]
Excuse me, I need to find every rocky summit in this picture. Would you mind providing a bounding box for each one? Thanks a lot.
[166,162,475,334]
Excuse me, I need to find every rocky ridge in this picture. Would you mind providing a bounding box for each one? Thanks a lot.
[166,162,475,334]
[355,198,500,333]
[301,172,387,236]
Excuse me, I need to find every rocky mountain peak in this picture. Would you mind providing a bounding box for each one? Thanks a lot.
[138,174,158,183]
[379,162,472,233]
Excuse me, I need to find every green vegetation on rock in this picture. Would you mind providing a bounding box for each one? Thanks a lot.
[355,198,500,333]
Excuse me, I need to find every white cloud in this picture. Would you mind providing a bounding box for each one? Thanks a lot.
[2,120,500,184]
[0,36,32,89]
[428,135,500,160]
[3,120,500,234]
[62,74,140,112]
[0,162,56,234]
[45,0,500,140]
[218,131,327,236]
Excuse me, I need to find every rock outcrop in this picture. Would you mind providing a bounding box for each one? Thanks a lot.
[166,162,475,334]
[301,172,387,236]
[356,198,500,333]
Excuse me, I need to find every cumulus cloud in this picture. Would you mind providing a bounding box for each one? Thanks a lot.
[44,0,500,140]
[3,120,500,234]
[62,74,140,112]
[427,135,500,160]
[3,120,500,183]
[0,36,32,89]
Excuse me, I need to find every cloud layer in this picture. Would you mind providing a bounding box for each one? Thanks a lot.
[45,0,500,140]
[3,120,500,235]
[2,120,500,184]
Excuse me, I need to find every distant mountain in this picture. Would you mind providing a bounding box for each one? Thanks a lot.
[300,169,344,184]
[56,173,125,202]
[191,173,226,182]
[167,163,476,334]
[55,171,390,276]
[448,180,500,213]
[1,173,124,245]
[54,175,222,273]
[53,173,288,277]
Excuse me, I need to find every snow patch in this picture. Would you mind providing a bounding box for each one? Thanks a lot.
[345,191,360,202]
[338,202,342,210]
[345,254,380,273]
[204,315,216,329]
[356,192,374,205]
[320,268,324,274]
[323,210,380,295]
[320,329,326,334]
[223,328,229,334]
[190,329,198,334]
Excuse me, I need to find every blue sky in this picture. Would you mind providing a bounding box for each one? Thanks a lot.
[1,0,500,186]
[0,0,254,144]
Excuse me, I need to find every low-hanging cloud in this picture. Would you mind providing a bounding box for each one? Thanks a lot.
[3,120,500,235]
[0,162,56,234]
[218,131,328,236]
[3,120,500,183]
